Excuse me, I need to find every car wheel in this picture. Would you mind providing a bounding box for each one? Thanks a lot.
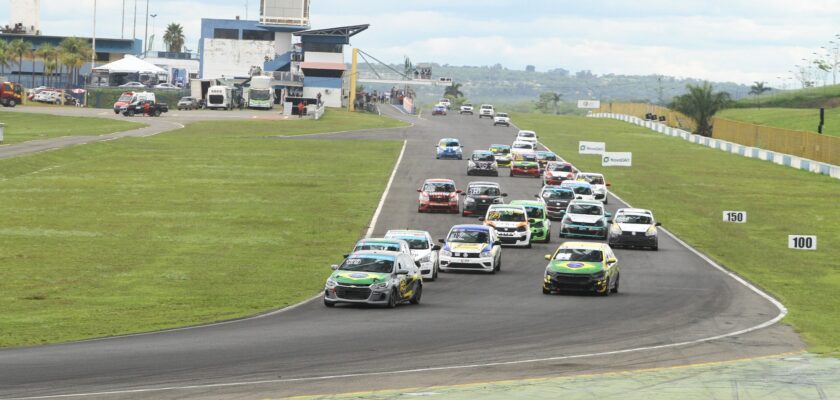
[611,273,620,293]
[127,109,135,117]
[545,234,551,243]
[114,110,120,114]
[542,287,551,295]
[599,280,611,297]
[433,263,439,280]
[410,284,422,305]
[526,241,532,249]
[324,298,335,307]
[467,170,472,176]
[652,243,659,251]
[154,109,161,117]
[604,197,609,205]
[387,289,398,308]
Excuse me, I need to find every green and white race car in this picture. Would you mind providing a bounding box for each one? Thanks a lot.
[324,251,423,308]
[543,242,619,296]
[509,200,551,243]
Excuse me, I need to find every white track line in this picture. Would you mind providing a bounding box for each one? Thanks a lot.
[2,123,788,400]
[365,139,408,238]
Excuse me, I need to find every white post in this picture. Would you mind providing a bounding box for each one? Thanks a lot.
[0,123,5,143]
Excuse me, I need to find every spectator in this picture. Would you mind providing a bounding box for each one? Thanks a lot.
[297,101,305,118]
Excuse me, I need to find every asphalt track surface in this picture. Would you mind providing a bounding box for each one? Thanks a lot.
[0,106,801,399]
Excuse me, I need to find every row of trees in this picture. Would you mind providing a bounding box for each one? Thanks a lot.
[0,37,92,88]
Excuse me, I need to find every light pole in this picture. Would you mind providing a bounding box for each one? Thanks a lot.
[143,0,149,57]
[121,0,125,39]
[150,14,157,53]
[133,0,137,39]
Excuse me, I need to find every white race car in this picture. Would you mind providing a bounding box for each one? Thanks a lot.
[511,140,537,156]
[438,224,502,274]
[516,130,538,145]
[493,112,511,126]
[385,230,441,280]
[560,180,596,201]
[577,172,611,204]
[481,204,532,247]
[608,208,660,250]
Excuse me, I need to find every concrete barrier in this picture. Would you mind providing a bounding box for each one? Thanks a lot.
[589,113,840,181]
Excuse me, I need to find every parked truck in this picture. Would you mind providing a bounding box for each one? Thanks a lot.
[248,76,274,110]
[1,82,24,107]
[206,85,232,110]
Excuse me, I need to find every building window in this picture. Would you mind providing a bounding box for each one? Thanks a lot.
[243,30,273,41]
[95,52,109,62]
[302,42,342,53]
[214,28,239,40]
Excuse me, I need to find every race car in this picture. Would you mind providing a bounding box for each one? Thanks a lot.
[542,242,619,296]
[516,130,539,145]
[460,103,474,115]
[535,151,559,168]
[510,152,542,178]
[467,150,499,176]
[436,138,463,160]
[461,181,507,217]
[560,180,596,201]
[385,230,441,279]
[537,186,576,220]
[438,224,502,274]
[559,200,611,240]
[324,251,423,307]
[489,144,512,167]
[577,172,611,204]
[608,208,661,250]
[510,140,536,156]
[351,238,411,255]
[480,204,531,247]
[432,104,448,116]
[509,200,551,243]
[493,112,511,126]
[543,161,578,185]
[417,178,462,213]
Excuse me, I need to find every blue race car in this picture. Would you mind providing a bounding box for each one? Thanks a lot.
[436,138,463,160]
[432,104,447,115]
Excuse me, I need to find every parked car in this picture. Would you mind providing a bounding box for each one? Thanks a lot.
[119,82,147,88]
[154,83,180,89]
[177,96,200,110]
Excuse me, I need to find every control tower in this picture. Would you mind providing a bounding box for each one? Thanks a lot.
[8,0,40,35]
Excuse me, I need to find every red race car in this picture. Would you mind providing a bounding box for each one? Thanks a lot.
[543,161,578,185]
[510,152,542,178]
[417,178,462,213]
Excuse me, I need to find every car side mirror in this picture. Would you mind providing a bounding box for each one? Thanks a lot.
[331,264,339,270]
[528,219,537,224]
[656,222,662,226]
[544,254,552,260]
[416,188,422,192]
[456,189,463,193]
[501,193,508,197]
[432,244,441,251]
[415,261,421,268]
[478,217,485,222]
[396,269,409,275]
[607,258,617,265]
[438,238,446,244]
[494,241,502,246]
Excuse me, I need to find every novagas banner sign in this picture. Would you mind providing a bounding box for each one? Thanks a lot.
[602,152,632,167]
[579,141,606,154]
[577,100,601,109]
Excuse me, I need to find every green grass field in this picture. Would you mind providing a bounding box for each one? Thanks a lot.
[514,113,840,355]
[734,84,840,108]
[0,110,407,347]
[0,111,145,145]
[718,108,840,137]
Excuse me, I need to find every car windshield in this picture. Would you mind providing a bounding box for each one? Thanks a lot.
[513,143,532,149]
[553,249,603,262]
[424,182,455,192]
[523,206,545,219]
[340,256,395,273]
[491,147,510,155]
[549,164,573,172]
[473,153,495,161]
[393,237,429,250]
[616,214,652,224]
[118,94,133,102]
[464,104,472,107]
[538,153,557,161]
[519,132,535,138]
[543,190,574,200]
[496,113,508,117]
[448,229,489,243]
[441,141,460,147]
[581,175,605,185]
[354,242,401,252]
[569,204,602,215]
[468,186,500,196]
[520,154,537,162]
[487,209,526,222]
[572,186,593,195]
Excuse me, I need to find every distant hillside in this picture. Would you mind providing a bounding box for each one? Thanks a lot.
[356,63,751,106]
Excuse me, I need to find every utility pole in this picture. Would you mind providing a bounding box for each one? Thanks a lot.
[133,0,137,39]
[121,0,125,39]
[143,0,149,57]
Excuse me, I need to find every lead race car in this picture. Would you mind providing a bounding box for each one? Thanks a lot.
[324,251,423,308]
[543,242,620,296]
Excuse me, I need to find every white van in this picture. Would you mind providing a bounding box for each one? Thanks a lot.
[206,85,232,110]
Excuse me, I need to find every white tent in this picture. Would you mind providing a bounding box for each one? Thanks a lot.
[93,55,166,74]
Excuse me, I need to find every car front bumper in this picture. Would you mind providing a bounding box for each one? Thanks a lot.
[560,223,607,238]
[496,230,530,246]
[440,254,494,272]
[543,274,608,293]
[437,152,462,159]
[324,284,393,305]
[530,225,550,241]
[511,168,541,177]
[609,232,657,247]
[468,167,499,176]
[419,200,459,212]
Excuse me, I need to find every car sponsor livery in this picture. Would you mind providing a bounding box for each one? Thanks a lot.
[510,152,541,178]
[538,186,576,220]
[482,204,531,247]
[467,150,499,176]
[510,200,551,243]
[543,242,619,296]
[461,181,507,217]
[418,179,461,213]
[489,144,512,167]
[436,138,463,160]
[559,200,611,239]
[324,251,423,308]
[438,225,502,273]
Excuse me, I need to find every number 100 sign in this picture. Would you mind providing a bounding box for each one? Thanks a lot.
[788,235,817,250]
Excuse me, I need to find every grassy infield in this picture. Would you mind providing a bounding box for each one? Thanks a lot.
[1,107,838,356]
[724,84,840,136]
[0,110,406,346]
[0,111,144,144]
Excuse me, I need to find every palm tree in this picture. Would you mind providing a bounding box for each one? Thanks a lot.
[669,82,731,137]
[8,38,30,84]
[58,37,92,87]
[0,39,10,76]
[403,56,413,78]
[444,83,464,98]
[36,44,56,86]
[163,23,186,53]
[748,81,771,109]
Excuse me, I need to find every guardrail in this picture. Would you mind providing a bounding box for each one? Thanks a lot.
[590,113,840,180]
[712,117,840,166]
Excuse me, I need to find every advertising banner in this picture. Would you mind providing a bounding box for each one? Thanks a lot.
[601,152,632,167]
[579,141,606,154]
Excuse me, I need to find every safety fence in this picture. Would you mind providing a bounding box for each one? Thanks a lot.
[712,117,840,166]
[595,102,697,132]
[589,113,840,180]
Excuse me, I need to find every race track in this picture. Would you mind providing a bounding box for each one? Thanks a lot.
[0,107,800,399]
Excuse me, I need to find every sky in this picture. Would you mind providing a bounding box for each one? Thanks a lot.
[3,0,840,86]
